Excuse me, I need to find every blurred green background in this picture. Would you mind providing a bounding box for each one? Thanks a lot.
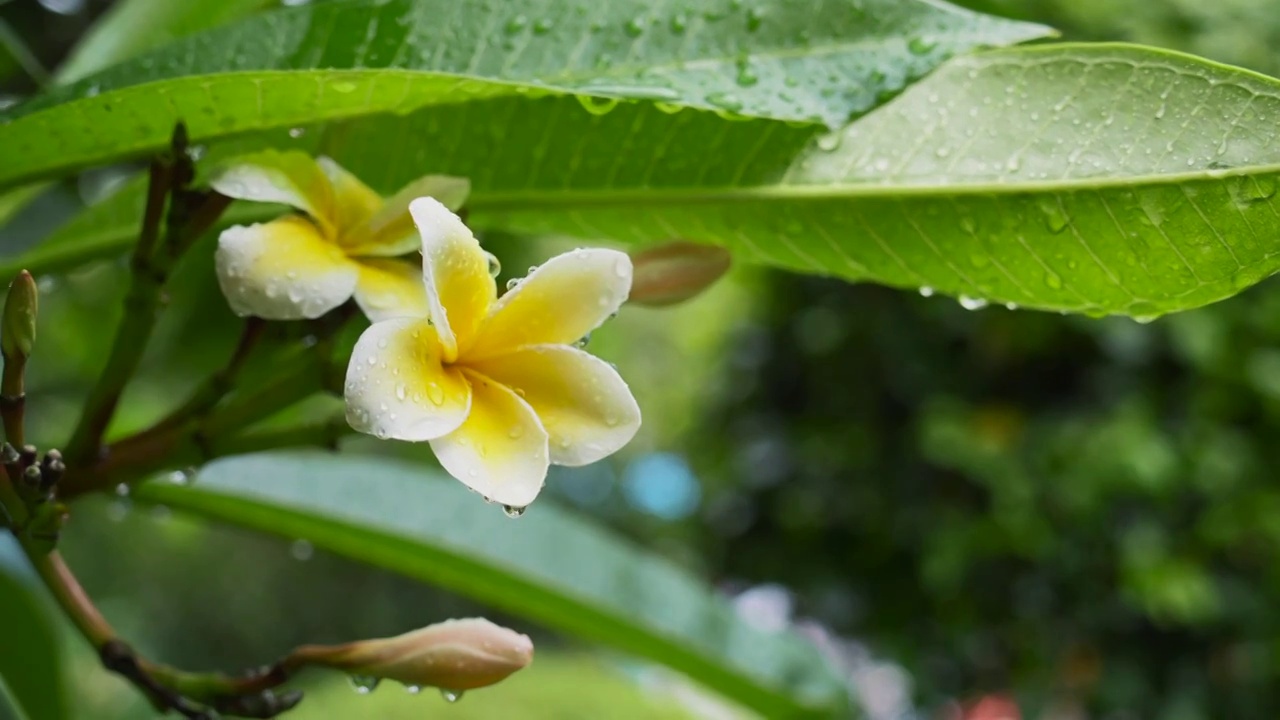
[6,0,1280,718]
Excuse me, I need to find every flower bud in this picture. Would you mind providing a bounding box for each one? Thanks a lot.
[627,241,731,307]
[297,618,532,691]
[1,271,37,360]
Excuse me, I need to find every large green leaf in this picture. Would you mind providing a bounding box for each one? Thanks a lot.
[133,452,852,719]
[0,542,67,720]
[55,0,276,84]
[17,43,1280,318]
[0,0,1049,189]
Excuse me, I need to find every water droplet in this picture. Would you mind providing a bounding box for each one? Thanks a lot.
[918,286,934,297]
[330,81,357,93]
[505,277,523,291]
[114,483,130,497]
[1044,271,1063,290]
[1037,199,1069,234]
[427,382,445,406]
[504,15,528,34]
[958,295,988,311]
[290,539,314,561]
[816,133,841,152]
[405,684,421,695]
[396,383,408,401]
[502,504,526,518]
[485,252,502,278]
[907,36,936,55]
[440,689,464,703]
[350,675,381,694]
[654,101,684,114]
[288,127,306,138]
[508,425,525,439]
[706,92,743,112]
[576,95,619,116]
[574,333,592,349]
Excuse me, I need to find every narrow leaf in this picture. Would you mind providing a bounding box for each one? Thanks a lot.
[134,452,853,719]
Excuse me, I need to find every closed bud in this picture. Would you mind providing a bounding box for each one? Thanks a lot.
[1,271,37,360]
[628,241,731,307]
[296,618,532,691]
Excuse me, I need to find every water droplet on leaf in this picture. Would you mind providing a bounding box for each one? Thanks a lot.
[350,675,381,694]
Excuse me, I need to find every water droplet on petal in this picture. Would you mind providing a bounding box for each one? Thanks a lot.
[503,504,526,518]
[427,382,445,406]
[958,295,988,311]
[485,251,502,278]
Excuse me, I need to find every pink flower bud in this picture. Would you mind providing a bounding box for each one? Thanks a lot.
[628,241,731,307]
[296,618,533,691]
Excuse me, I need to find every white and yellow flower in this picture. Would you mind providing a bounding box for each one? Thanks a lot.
[211,150,469,321]
[344,198,641,508]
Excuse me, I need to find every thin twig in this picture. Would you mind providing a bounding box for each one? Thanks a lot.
[147,318,267,436]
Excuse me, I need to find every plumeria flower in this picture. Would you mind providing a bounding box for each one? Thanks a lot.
[211,150,469,322]
[344,198,641,509]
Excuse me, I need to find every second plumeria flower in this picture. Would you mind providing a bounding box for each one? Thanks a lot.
[344,198,641,509]
[212,150,469,322]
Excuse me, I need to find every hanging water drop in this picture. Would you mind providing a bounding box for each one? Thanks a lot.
[440,689,464,703]
[350,675,381,694]
[503,504,526,518]
[405,684,421,694]
[574,333,592,348]
[918,286,934,297]
[576,95,619,116]
[506,277,523,291]
[958,295,988,311]
[485,251,502,278]
[816,133,841,152]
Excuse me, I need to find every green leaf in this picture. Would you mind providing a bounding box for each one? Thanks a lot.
[0,542,67,720]
[22,43,1280,318]
[0,0,1050,189]
[0,675,31,720]
[56,0,275,84]
[133,452,853,719]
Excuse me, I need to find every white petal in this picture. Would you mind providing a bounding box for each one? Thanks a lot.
[211,150,336,236]
[353,258,431,322]
[349,175,471,257]
[469,345,641,466]
[429,370,549,508]
[215,217,357,320]
[344,318,471,441]
[466,248,632,360]
[409,197,495,361]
